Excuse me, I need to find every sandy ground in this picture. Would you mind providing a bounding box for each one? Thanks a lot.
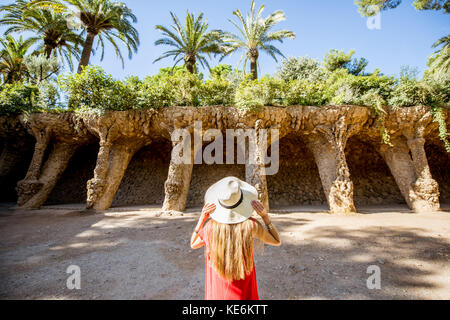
[0,203,449,300]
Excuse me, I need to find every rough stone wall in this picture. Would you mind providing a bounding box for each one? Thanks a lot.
[0,117,35,202]
[346,137,405,206]
[112,142,171,206]
[267,135,326,207]
[1,106,449,214]
[46,144,99,205]
[187,164,246,207]
[426,141,450,203]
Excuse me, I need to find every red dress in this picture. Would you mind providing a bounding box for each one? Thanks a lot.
[198,218,259,300]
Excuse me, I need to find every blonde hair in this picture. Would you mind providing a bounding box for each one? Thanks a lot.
[207,219,261,281]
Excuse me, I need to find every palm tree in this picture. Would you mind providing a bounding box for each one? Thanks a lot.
[64,0,140,73]
[0,35,35,83]
[0,0,83,71]
[154,10,225,73]
[222,0,295,79]
[428,35,450,75]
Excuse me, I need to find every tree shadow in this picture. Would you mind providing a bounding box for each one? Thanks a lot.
[0,207,449,300]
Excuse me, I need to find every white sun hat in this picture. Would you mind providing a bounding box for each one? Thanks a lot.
[205,176,259,225]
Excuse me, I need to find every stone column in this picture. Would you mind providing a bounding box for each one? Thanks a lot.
[401,113,440,212]
[24,128,51,180]
[18,141,78,209]
[245,119,270,211]
[406,137,440,212]
[306,117,357,214]
[162,129,194,212]
[89,142,144,211]
[16,128,51,205]
[378,137,417,209]
[86,135,113,209]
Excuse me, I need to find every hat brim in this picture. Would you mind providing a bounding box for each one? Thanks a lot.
[205,179,258,225]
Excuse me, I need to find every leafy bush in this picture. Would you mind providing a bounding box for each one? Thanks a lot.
[285,80,329,106]
[323,49,368,76]
[200,78,235,106]
[326,69,395,108]
[389,78,449,108]
[277,57,325,82]
[135,76,175,109]
[235,77,287,111]
[0,83,40,116]
[59,66,136,113]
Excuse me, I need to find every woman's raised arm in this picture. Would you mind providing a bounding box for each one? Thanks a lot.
[251,200,281,246]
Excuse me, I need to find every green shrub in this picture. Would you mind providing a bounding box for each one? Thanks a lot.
[170,72,202,106]
[285,79,329,106]
[389,78,449,108]
[136,76,175,109]
[327,69,395,108]
[59,66,136,113]
[200,77,235,106]
[277,57,325,82]
[0,82,40,116]
[235,77,287,111]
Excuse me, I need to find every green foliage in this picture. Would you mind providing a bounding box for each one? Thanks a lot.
[276,57,325,82]
[0,0,83,71]
[0,82,39,116]
[0,35,36,84]
[323,49,369,76]
[154,10,224,73]
[427,35,450,78]
[209,64,233,79]
[235,77,287,111]
[327,69,395,108]
[285,80,329,106]
[430,106,450,152]
[355,0,449,16]
[389,77,449,107]
[23,54,61,85]
[222,0,296,79]
[200,77,235,106]
[59,66,135,113]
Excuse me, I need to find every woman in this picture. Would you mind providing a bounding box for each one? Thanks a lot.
[190,177,281,300]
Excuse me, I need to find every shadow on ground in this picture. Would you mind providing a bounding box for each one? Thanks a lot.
[0,204,449,299]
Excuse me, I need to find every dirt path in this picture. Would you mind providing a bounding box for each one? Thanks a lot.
[0,204,449,300]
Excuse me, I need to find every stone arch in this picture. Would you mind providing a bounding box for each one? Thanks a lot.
[46,142,100,206]
[266,133,326,208]
[345,136,405,208]
[187,133,246,208]
[112,140,172,207]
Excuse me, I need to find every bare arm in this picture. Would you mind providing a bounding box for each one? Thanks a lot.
[251,200,281,246]
[190,203,216,249]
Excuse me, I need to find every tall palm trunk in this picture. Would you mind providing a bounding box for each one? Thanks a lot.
[184,54,196,73]
[44,45,53,59]
[249,48,259,80]
[77,32,96,74]
[250,58,258,80]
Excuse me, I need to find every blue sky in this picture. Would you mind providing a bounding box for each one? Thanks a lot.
[2,0,449,79]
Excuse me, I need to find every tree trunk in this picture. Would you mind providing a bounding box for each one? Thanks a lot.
[250,58,258,80]
[185,54,196,73]
[249,48,259,80]
[44,45,53,59]
[77,32,96,74]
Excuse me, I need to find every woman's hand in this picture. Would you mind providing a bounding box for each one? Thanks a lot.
[200,203,216,223]
[251,200,268,219]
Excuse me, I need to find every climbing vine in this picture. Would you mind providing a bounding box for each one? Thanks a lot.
[431,106,450,152]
